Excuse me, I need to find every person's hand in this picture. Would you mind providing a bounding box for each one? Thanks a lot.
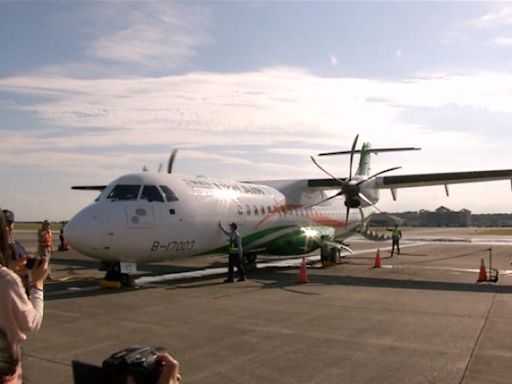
[29,257,49,290]
[156,353,181,384]
[9,256,27,273]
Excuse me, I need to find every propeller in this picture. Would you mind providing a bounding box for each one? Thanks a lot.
[167,149,179,174]
[309,135,400,225]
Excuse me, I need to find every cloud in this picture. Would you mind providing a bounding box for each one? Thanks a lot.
[469,6,512,28]
[2,66,512,186]
[2,69,512,153]
[443,5,512,50]
[71,2,211,72]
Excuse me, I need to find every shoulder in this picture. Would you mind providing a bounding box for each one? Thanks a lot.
[0,266,23,289]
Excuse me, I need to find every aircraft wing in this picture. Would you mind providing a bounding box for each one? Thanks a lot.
[376,169,512,189]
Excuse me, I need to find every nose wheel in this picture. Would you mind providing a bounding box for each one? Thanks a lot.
[100,262,136,288]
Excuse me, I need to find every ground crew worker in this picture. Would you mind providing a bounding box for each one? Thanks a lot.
[387,224,402,257]
[219,221,246,282]
[37,220,53,279]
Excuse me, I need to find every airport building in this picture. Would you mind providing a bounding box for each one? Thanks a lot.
[418,206,472,227]
[371,206,473,227]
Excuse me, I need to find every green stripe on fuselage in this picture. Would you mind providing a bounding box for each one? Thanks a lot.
[194,225,334,257]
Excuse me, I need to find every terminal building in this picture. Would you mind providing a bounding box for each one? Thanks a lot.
[419,206,472,227]
[370,207,512,227]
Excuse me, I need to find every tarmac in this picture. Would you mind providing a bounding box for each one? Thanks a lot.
[12,228,512,384]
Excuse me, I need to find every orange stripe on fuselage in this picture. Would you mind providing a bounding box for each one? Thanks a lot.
[256,204,347,228]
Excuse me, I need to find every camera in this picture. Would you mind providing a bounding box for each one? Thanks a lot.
[72,346,167,384]
[25,256,42,270]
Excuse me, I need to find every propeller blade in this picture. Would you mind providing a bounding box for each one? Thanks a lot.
[349,134,359,180]
[358,192,383,213]
[345,206,350,227]
[305,191,344,209]
[362,166,401,183]
[157,163,163,173]
[167,149,178,174]
[310,156,345,184]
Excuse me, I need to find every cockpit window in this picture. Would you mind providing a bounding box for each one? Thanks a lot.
[107,185,141,200]
[160,185,179,202]
[141,185,164,202]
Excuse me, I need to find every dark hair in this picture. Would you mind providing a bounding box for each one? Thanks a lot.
[229,222,237,230]
[0,210,10,266]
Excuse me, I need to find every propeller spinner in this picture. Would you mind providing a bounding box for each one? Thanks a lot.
[309,135,401,225]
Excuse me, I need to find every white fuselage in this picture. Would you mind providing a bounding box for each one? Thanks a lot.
[65,172,374,263]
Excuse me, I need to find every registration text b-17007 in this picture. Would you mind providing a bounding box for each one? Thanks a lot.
[150,240,196,253]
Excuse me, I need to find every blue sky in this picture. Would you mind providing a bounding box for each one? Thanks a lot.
[2,1,512,220]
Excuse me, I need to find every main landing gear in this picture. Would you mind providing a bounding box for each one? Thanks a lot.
[99,262,136,288]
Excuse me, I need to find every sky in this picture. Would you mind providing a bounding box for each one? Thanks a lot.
[2,1,512,221]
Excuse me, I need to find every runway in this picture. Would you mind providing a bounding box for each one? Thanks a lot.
[13,229,512,383]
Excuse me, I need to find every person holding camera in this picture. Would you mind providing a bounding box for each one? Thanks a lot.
[125,353,181,384]
[2,210,30,295]
[0,210,48,383]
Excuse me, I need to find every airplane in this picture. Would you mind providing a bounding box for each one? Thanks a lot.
[65,135,512,284]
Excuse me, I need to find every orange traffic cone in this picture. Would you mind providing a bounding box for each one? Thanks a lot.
[298,257,309,283]
[477,258,488,282]
[373,249,382,268]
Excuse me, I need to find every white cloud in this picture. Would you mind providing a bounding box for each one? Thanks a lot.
[470,6,512,28]
[1,67,512,182]
[85,2,210,69]
[2,68,512,152]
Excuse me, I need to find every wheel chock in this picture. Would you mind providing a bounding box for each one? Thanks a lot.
[100,279,122,289]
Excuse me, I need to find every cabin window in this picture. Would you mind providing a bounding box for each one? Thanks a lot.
[260,205,265,214]
[141,185,164,202]
[107,185,141,200]
[237,205,244,215]
[246,205,251,215]
[160,185,179,202]
[253,205,259,215]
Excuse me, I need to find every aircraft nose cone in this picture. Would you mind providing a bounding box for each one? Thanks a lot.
[65,207,100,256]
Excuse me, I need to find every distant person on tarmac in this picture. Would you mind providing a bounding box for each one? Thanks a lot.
[387,224,402,257]
[58,222,68,252]
[219,221,246,282]
[37,221,53,279]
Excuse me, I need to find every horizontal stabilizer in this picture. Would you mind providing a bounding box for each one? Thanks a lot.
[319,147,420,157]
[71,185,106,191]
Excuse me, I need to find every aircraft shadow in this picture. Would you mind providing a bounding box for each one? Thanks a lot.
[44,262,512,302]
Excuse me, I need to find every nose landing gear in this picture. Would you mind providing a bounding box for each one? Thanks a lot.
[100,262,136,288]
